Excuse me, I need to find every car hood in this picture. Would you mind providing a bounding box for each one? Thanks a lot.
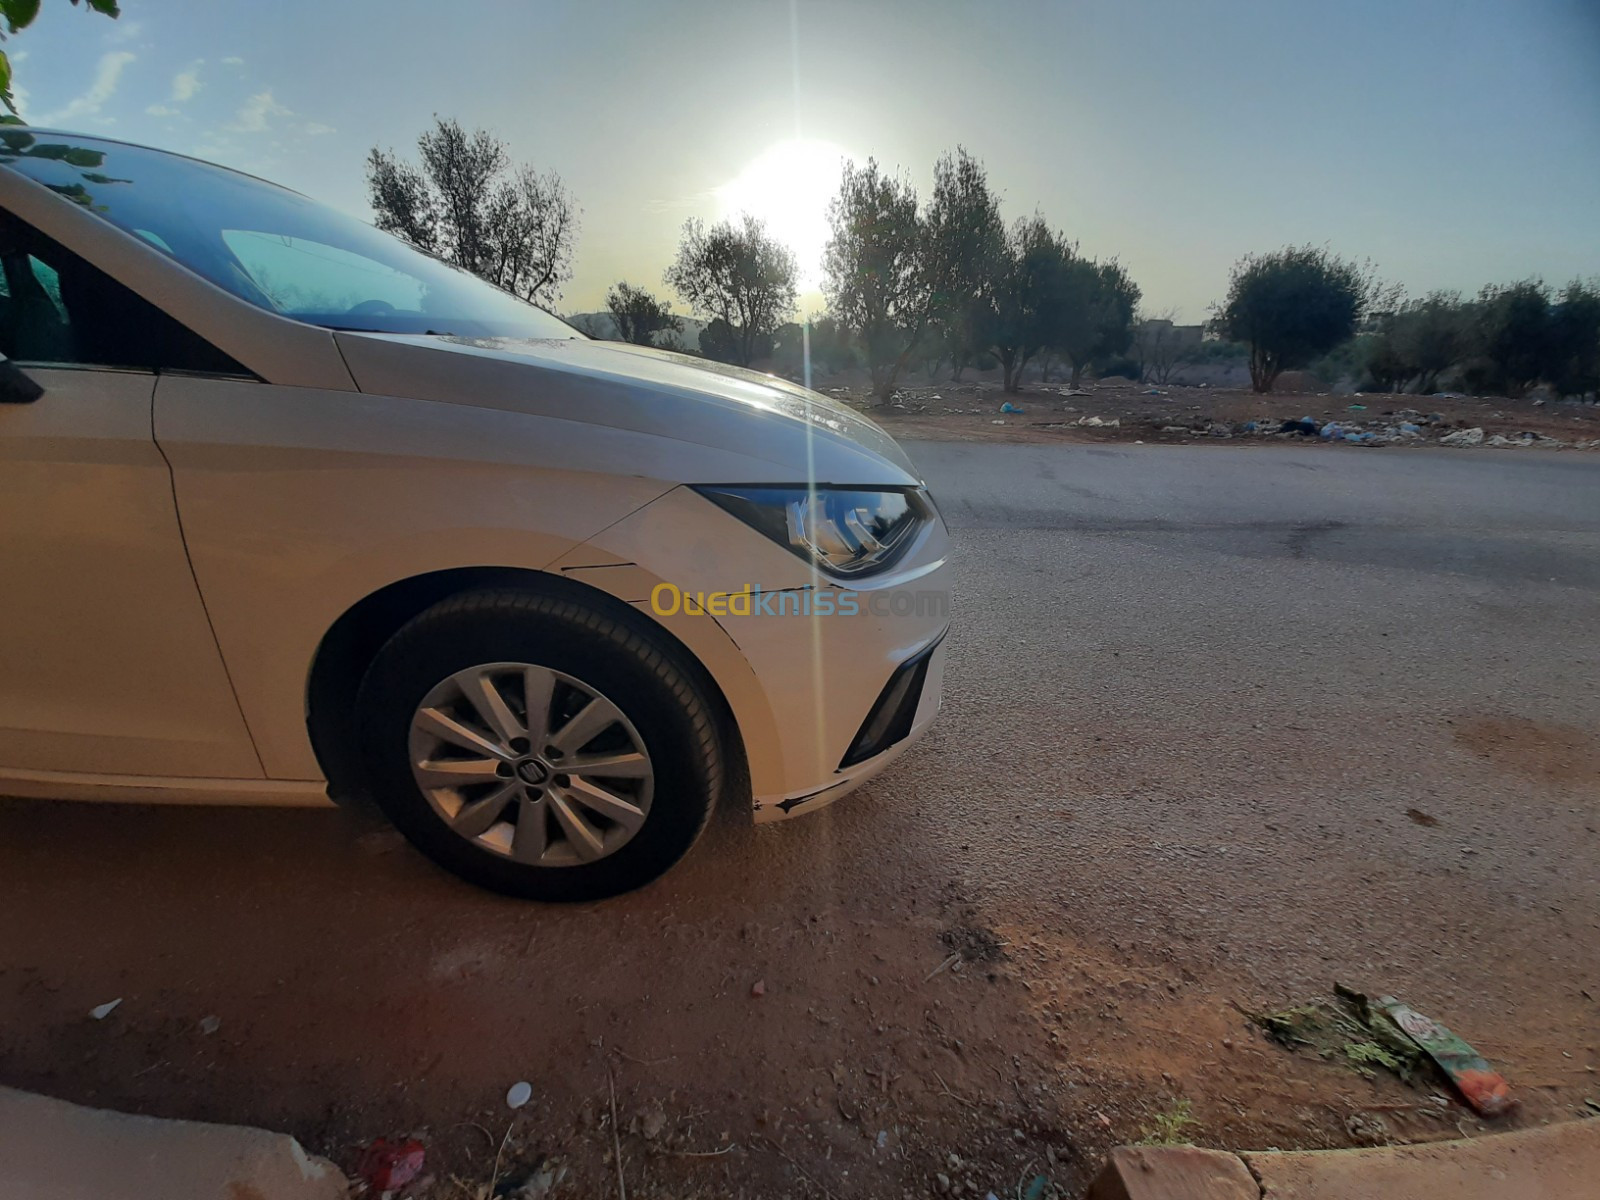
[333,332,920,487]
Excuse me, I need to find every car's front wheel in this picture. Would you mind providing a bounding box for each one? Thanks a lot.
[356,588,722,900]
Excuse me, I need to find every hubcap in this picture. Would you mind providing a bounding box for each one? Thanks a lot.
[407,662,654,868]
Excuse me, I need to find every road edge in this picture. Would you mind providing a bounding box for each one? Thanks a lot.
[1085,1119,1599,1199]
[0,1085,349,1200]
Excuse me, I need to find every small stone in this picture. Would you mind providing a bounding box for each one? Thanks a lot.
[751,980,766,998]
[934,1172,951,1194]
[506,1081,533,1109]
[355,829,407,855]
[199,1015,221,1036]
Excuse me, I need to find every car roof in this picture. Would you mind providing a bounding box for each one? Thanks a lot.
[0,127,310,199]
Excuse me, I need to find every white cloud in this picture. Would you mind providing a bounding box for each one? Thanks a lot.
[33,50,136,127]
[221,56,244,66]
[302,122,336,136]
[106,21,143,44]
[170,60,203,103]
[226,90,291,133]
[145,103,177,117]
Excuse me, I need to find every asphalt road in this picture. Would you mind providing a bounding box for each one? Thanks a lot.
[914,440,1599,1014]
[2,441,1597,1197]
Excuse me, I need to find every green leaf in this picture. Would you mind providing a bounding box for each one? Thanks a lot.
[0,50,12,115]
[78,0,122,15]
[45,182,93,206]
[2,0,43,35]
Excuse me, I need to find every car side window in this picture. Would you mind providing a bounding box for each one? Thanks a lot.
[0,212,247,375]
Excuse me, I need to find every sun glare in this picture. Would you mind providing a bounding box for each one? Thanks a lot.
[716,139,852,293]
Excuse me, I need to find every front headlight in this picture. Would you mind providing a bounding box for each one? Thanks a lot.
[693,485,931,578]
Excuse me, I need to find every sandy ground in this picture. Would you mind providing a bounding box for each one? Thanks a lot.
[2,442,1598,1199]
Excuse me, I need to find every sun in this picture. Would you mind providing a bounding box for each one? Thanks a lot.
[716,139,853,293]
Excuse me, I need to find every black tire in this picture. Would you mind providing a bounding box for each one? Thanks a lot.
[355,587,722,900]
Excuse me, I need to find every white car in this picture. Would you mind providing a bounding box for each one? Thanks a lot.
[0,130,949,899]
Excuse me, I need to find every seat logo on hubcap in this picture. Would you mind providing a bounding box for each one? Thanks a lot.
[515,758,550,786]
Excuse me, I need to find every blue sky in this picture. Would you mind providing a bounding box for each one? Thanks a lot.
[12,0,1600,320]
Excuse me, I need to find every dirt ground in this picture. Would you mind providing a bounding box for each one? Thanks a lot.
[822,375,1600,451]
[1,799,1542,1200]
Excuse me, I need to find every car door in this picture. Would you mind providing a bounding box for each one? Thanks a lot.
[0,210,263,781]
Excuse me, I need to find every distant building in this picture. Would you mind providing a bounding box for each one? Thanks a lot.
[1135,318,1206,349]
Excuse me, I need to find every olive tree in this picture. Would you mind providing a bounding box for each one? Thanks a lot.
[822,158,929,403]
[978,215,1066,393]
[366,118,579,308]
[924,148,1007,381]
[604,281,681,346]
[1371,291,1472,393]
[1547,279,1600,400]
[1471,280,1552,397]
[1215,245,1384,393]
[664,214,796,367]
[1048,254,1142,388]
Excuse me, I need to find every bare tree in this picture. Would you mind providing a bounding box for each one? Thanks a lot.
[1133,308,1181,384]
[491,165,579,307]
[664,215,797,367]
[366,117,579,309]
[605,281,682,346]
[822,158,929,403]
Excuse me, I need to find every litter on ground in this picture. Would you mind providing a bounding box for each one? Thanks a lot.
[356,1137,426,1192]
[1244,984,1514,1117]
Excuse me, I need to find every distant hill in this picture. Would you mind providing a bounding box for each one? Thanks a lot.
[566,312,706,353]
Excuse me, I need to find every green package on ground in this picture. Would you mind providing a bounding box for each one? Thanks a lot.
[1376,995,1515,1117]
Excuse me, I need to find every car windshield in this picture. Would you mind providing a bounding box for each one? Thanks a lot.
[0,130,580,340]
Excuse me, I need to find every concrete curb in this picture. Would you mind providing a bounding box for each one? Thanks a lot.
[0,1086,348,1200]
[1086,1120,1599,1199]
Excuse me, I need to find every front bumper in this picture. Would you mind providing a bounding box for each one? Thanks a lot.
[555,485,952,816]
[751,632,946,823]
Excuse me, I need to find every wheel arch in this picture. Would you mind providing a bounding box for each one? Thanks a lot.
[306,566,752,807]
